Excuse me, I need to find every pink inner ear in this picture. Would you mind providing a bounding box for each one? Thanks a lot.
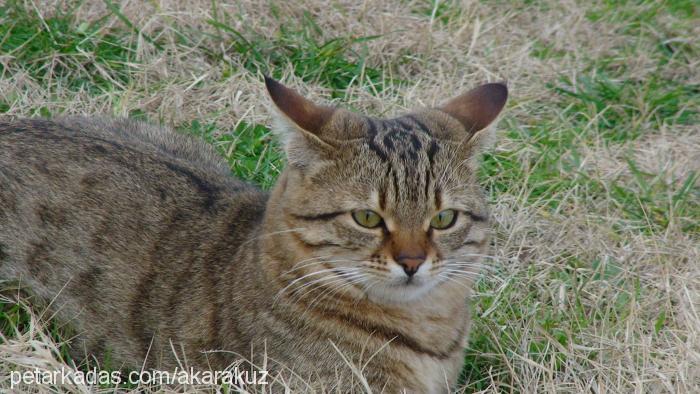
[265,76,334,134]
[439,83,508,133]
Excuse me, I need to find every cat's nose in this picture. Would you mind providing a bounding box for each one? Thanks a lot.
[395,254,426,277]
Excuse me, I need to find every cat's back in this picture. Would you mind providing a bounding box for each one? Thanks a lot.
[0,117,267,367]
[0,116,266,298]
[0,116,260,199]
[0,116,234,179]
[0,117,262,221]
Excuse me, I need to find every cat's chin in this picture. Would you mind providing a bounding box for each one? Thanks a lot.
[363,277,440,304]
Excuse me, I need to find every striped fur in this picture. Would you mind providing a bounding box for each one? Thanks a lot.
[0,79,506,392]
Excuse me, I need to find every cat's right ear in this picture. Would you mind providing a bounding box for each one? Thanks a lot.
[264,76,336,169]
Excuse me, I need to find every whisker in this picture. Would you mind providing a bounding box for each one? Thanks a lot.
[443,271,496,285]
[294,273,367,317]
[446,253,501,260]
[274,268,346,304]
[304,273,366,312]
[442,268,482,277]
[437,274,473,290]
[442,269,482,279]
[286,268,362,304]
[283,258,363,275]
[282,255,334,275]
[288,270,361,301]
[443,262,498,272]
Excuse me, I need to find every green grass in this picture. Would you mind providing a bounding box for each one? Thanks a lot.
[481,50,699,232]
[0,0,698,392]
[184,120,283,189]
[0,1,139,98]
[462,256,649,390]
[464,1,699,388]
[0,296,74,362]
[553,75,699,142]
[0,0,396,112]
[208,12,391,96]
[409,0,466,25]
[0,299,31,335]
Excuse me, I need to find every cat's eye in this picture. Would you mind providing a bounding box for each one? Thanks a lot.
[430,209,457,229]
[352,210,383,229]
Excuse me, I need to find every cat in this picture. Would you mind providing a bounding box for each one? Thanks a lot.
[0,77,507,392]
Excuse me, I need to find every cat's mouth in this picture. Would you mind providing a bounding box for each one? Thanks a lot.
[388,274,429,288]
[363,275,439,304]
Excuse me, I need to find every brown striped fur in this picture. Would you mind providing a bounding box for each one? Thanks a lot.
[0,78,507,392]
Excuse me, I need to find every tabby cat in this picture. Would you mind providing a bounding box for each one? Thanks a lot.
[0,77,507,392]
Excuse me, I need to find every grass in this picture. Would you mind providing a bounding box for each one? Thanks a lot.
[185,120,282,189]
[208,11,390,96]
[0,1,139,98]
[1,0,698,392]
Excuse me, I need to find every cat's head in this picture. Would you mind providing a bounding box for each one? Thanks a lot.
[264,77,506,304]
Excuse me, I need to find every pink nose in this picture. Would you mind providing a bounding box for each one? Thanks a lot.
[395,254,426,277]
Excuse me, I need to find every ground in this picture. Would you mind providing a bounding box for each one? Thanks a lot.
[0,0,698,392]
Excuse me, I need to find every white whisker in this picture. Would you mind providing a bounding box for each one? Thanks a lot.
[437,274,473,290]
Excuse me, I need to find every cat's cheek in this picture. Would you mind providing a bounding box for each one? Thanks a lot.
[432,225,478,252]
[332,222,383,250]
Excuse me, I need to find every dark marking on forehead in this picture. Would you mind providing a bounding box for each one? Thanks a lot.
[390,168,400,201]
[379,185,387,210]
[427,139,439,163]
[424,165,433,200]
[365,116,436,162]
[366,118,388,162]
[434,187,442,209]
[361,115,445,204]
[404,149,418,161]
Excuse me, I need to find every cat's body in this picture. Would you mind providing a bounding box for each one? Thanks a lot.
[0,78,507,392]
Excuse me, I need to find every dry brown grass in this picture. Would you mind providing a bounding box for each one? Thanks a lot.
[1,0,698,392]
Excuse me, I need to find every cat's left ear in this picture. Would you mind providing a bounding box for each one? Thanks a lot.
[438,82,508,147]
[264,76,336,169]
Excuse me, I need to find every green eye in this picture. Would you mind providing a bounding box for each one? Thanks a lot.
[430,209,457,229]
[352,210,383,228]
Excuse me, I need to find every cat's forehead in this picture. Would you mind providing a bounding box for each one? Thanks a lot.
[346,113,466,173]
[315,111,476,212]
[326,115,474,220]
[364,116,438,163]
[323,108,463,143]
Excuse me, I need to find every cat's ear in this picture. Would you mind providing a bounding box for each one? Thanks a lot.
[438,82,508,145]
[265,76,336,168]
[265,76,335,135]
